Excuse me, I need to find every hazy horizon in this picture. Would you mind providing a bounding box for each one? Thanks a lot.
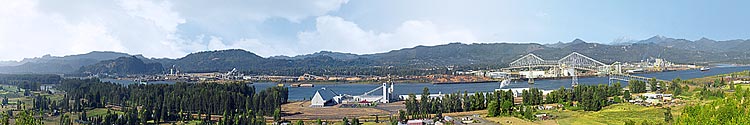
[2,0,749,61]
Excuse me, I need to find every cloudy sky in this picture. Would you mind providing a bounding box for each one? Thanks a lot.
[1,0,749,61]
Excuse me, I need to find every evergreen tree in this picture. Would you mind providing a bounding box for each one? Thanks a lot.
[664,107,672,123]
[273,108,282,122]
[398,110,406,121]
[139,109,148,124]
[420,87,430,116]
[649,78,658,92]
[486,100,499,117]
[499,99,513,116]
[80,110,88,121]
[352,118,360,125]
[342,117,349,125]
[623,90,632,101]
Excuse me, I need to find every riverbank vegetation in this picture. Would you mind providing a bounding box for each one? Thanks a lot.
[0,78,289,125]
[401,70,750,125]
[403,82,627,122]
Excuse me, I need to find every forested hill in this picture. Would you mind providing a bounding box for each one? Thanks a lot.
[2,36,749,75]
[0,51,134,74]
[78,56,164,75]
[157,49,377,73]
[145,38,750,75]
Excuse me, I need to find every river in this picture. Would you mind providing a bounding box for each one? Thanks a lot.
[103,66,750,101]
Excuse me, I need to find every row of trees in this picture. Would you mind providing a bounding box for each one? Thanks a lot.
[572,84,620,111]
[404,82,630,122]
[0,74,61,84]
[0,74,61,91]
[403,88,498,119]
[45,78,288,124]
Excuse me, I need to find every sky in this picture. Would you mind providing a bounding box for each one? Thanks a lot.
[1,0,749,61]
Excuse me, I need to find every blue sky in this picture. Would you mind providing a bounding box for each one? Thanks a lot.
[1,0,749,60]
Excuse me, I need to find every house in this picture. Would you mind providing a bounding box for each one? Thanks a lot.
[733,80,750,84]
[638,93,673,106]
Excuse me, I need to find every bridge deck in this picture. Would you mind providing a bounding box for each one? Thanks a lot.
[608,73,669,83]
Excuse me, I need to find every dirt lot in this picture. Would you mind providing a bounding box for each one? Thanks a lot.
[282,101,405,120]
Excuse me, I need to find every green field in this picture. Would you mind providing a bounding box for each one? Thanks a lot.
[549,103,668,125]
[0,85,22,98]
[87,108,124,116]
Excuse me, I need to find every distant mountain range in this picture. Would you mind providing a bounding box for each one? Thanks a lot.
[1,36,749,75]
[270,51,361,61]
[0,51,136,74]
[79,56,164,75]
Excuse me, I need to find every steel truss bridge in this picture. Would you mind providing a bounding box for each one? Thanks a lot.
[505,52,670,87]
[506,52,607,72]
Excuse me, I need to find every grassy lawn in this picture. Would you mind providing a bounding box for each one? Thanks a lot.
[735,84,750,90]
[550,103,667,125]
[0,85,22,98]
[87,108,123,116]
[174,120,204,125]
[484,116,540,125]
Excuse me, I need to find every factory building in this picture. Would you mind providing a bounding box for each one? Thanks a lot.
[310,82,395,107]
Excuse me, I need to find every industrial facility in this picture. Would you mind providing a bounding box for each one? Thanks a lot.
[310,82,395,107]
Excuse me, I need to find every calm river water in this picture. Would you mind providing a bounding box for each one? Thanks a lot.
[103,66,750,101]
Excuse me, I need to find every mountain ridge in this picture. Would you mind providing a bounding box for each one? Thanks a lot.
[2,36,749,75]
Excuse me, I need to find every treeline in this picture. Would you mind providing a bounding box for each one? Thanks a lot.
[74,106,268,125]
[45,78,287,124]
[0,74,61,90]
[543,83,623,111]
[403,83,628,121]
[246,66,450,76]
[56,78,128,111]
[569,84,622,111]
[128,83,287,116]
[0,74,61,84]
[402,88,497,119]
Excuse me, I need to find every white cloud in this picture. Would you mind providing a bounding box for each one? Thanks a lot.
[0,0,486,61]
[172,0,349,23]
[298,15,477,54]
[0,0,489,60]
[0,0,128,60]
[0,0,349,60]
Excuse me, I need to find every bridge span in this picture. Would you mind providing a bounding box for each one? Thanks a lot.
[505,52,671,87]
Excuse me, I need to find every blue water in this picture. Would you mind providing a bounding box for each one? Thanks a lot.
[103,66,750,101]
